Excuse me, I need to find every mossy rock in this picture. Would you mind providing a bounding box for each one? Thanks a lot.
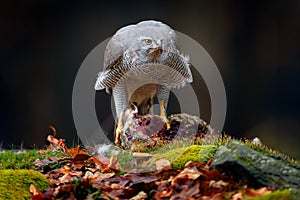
[211,141,300,189]
[151,145,217,169]
[0,170,49,199]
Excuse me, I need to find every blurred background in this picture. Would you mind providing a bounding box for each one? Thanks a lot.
[1,1,300,158]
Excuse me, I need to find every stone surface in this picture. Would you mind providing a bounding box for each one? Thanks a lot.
[210,140,300,189]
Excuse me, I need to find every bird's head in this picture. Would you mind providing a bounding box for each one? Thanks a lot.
[134,36,163,62]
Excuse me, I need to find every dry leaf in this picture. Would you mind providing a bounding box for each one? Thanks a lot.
[156,158,172,171]
[245,187,272,197]
[132,152,154,157]
[66,145,87,157]
[30,184,41,196]
[209,180,229,189]
[104,154,121,173]
[231,192,243,200]
[129,191,148,200]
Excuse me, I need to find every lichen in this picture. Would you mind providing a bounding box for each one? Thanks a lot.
[0,170,49,199]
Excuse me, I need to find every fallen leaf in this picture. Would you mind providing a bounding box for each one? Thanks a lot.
[59,173,73,183]
[68,170,83,177]
[210,193,225,200]
[129,191,148,200]
[104,154,121,173]
[30,184,42,196]
[156,158,172,171]
[132,152,154,157]
[244,187,272,197]
[231,192,243,200]
[49,125,57,137]
[30,184,53,200]
[91,155,109,171]
[47,135,65,149]
[72,153,91,163]
[209,180,229,189]
[174,166,201,181]
[93,172,115,180]
[67,145,87,157]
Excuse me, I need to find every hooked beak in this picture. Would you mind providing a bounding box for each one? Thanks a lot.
[149,45,163,55]
[148,40,163,55]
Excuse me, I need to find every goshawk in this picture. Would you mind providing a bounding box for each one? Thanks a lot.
[95,20,193,145]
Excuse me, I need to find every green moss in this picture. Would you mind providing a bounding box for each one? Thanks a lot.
[116,150,135,168]
[0,150,40,170]
[151,145,217,169]
[233,154,256,169]
[244,190,290,200]
[0,170,49,199]
[132,133,223,154]
[0,150,68,170]
[244,139,299,165]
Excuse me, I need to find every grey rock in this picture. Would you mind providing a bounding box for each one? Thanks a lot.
[290,189,300,200]
[210,140,300,189]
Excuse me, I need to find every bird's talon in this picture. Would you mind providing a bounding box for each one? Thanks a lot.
[159,101,170,129]
[115,112,124,147]
[115,126,122,147]
[166,121,171,129]
[159,101,166,118]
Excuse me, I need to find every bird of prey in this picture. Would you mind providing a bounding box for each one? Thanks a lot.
[95,20,193,146]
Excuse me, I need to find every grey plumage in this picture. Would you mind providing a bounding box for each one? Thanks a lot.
[95,20,193,118]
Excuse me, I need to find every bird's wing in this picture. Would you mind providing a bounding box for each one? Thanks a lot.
[103,33,125,70]
[162,52,193,83]
[95,55,126,90]
[95,24,137,91]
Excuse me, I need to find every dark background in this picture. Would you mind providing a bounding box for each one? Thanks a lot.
[1,1,300,158]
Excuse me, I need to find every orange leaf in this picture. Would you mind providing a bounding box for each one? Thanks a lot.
[245,187,272,197]
[66,145,87,157]
[73,154,91,163]
[104,154,121,173]
[91,155,108,171]
[30,184,42,196]
[231,192,243,200]
[47,135,66,151]
[49,125,57,137]
[210,193,225,200]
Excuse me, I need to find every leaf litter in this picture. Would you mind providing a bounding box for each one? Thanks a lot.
[30,127,276,200]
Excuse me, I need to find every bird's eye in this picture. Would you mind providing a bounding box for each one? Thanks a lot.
[145,39,152,45]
